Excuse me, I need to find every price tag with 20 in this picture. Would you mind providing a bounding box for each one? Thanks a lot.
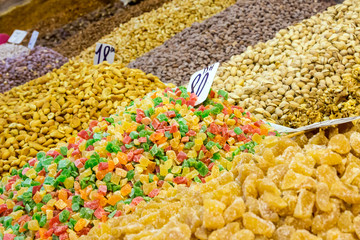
[187,62,220,105]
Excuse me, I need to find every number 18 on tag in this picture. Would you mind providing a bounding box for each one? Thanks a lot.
[93,43,115,65]
[187,62,220,105]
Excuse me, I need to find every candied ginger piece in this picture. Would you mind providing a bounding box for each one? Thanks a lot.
[308,131,329,146]
[243,174,258,199]
[316,165,339,189]
[337,210,355,233]
[223,197,246,223]
[261,191,287,210]
[354,216,360,239]
[281,169,316,190]
[328,134,351,154]
[330,181,360,204]
[274,225,295,240]
[312,201,340,234]
[350,132,360,155]
[177,207,201,233]
[158,220,191,240]
[341,162,360,185]
[279,190,297,216]
[309,149,342,165]
[256,178,281,196]
[316,182,332,212]
[194,226,209,240]
[258,198,279,222]
[230,229,255,240]
[289,160,314,177]
[203,199,226,229]
[208,222,240,240]
[243,212,275,238]
[290,230,321,240]
[271,137,298,157]
[246,197,260,215]
[236,163,264,184]
[294,189,315,219]
[267,164,288,188]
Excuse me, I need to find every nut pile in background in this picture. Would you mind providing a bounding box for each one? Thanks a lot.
[0,61,165,175]
[0,0,116,35]
[0,43,29,60]
[128,0,337,86]
[84,123,360,239]
[0,46,68,93]
[53,0,171,58]
[77,0,237,64]
[213,0,358,128]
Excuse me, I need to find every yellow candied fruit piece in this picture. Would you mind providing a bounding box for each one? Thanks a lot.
[64,177,75,189]
[47,199,56,207]
[44,185,55,192]
[6,200,15,209]
[46,210,53,220]
[252,133,263,144]
[182,167,190,177]
[111,174,121,185]
[79,168,92,181]
[139,157,150,167]
[116,168,127,178]
[55,199,67,210]
[160,164,168,176]
[171,166,181,174]
[164,158,173,169]
[25,168,37,179]
[164,173,174,182]
[187,150,197,158]
[9,210,24,221]
[186,170,199,180]
[166,150,176,160]
[226,118,236,125]
[197,132,207,141]
[28,220,40,231]
[92,126,101,133]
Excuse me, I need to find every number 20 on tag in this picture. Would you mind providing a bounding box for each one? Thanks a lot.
[93,43,115,65]
[187,62,220,106]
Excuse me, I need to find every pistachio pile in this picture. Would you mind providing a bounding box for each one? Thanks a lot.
[77,0,236,64]
[0,61,165,176]
[213,0,359,128]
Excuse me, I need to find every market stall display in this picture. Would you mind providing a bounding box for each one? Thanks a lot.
[213,0,359,128]
[84,123,360,240]
[51,0,171,58]
[0,88,274,239]
[0,0,117,35]
[128,0,337,86]
[77,0,237,64]
[0,61,165,176]
[0,46,68,93]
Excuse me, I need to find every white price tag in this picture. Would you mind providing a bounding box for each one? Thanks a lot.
[27,31,39,50]
[8,30,27,44]
[93,43,115,65]
[187,62,220,105]
[268,116,360,133]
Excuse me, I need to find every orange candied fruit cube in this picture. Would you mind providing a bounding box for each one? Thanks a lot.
[33,192,43,204]
[120,183,132,196]
[117,152,128,165]
[74,218,88,232]
[108,160,115,172]
[107,195,123,206]
[58,189,68,201]
[96,170,107,180]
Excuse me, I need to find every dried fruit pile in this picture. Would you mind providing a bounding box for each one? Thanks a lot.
[0,46,68,93]
[35,0,171,58]
[0,0,117,35]
[212,0,359,128]
[77,0,237,64]
[128,0,337,86]
[0,88,274,239]
[0,61,165,176]
[84,123,360,240]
